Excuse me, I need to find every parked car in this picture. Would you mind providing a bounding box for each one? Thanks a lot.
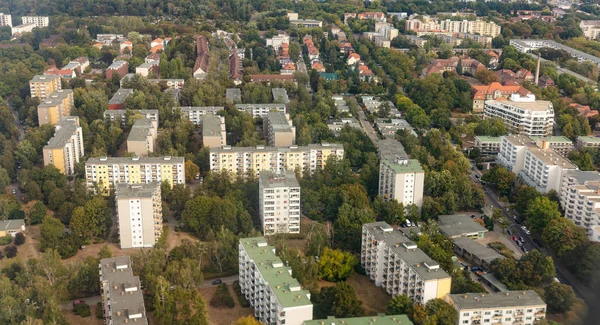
[517,241,523,247]
[72,300,85,306]
[521,226,531,235]
[519,236,525,243]
[507,229,513,236]
[211,279,222,285]
[521,246,528,253]
[512,236,518,242]
[11,189,16,194]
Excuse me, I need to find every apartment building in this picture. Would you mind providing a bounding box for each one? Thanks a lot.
[580,20,600,40]
[135,62,157,77]
[259,171,301,235]
[497,135,577,193]
[29,74,61,99]
[127,118,157,156]
[406,16,501,37]
[361,222,452,304]
[201,114,227,148]
[239,237,313,325]
[236,103,287,118]
[104,109,159,125]
[529,136,573,157]
[327,118,361,135]
[108,88,134,110]
[43,117,84,175]
[560,170,600,241]
[21,16,49,28]
[226,88,242,103]
[471,82,531,113]
[483,94,554,137]
[99,256,148,325]
[106,60,129,80]
[85,156,185,194]
[210,143,344,178]
[576,136,600,149]
[37,89,74,126]
[446,291,546,325]
[11,23,35,36]
[377,139,424,209]
[264,112,295,147]
[266,34,290,51]
[115,182,162,248]
[272,88,290,104]
[474,136,502,155]
[303,315,413,325]
[0,13,12,27]
[176,106,224,125]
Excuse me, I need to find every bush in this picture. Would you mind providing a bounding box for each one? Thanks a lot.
[210,283,235,308]
[73,303,91,317]
[3,245,17,258]
[95,302,103,319]
[0,235,12,246]
[233,280,249,308]
[14,233,25,246]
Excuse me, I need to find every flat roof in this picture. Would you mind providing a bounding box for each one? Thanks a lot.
[503,135,576,168]
[438,214,488,237]
[226,88,242,102]
[211,143,343,154]
[563,170,600,185]
[0,219,24,231]
[486,99,552,112]
[304,315,413,325]
[45,117,79,149]
[266,111,293,132]
[109,88,134,105]
[202,114,223,137]
[260,170,299,189]
[236,103,287,109]
[480,273,509,292]
[239,237,312,308]
[104,109,158,116]
[364,222,451,281]
[529,136,573,144]
[453,238,504,264]
[108,60,127,70]
[475,136,502,143]
[115,182,159,199]
[577,136,600,143]
[272,88,289,103]
[448,290,545,310]
[31,74,60,83]
[100,256,148,325]
[128,118,154,142]
[377,139,408,161]
[37,90,73,108]
[177,106,224,113]
[86,156,184,165]
[382,159,424,174]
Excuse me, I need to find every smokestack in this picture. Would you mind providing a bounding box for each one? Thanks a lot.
[535,54,541,86]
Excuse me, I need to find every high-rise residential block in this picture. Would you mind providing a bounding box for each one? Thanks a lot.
[236,103,287,118]
[484,94,554,137]
[21,16,49,28]
[201,114,226,148]
[210,143,344,178]
[406,16,501,37]
[85,156,185,194]
[259,171,300,235]
[0,13,12,27]
[104,109,158,125]
[43,117,84,175]
[239,237,313,325]
[127,118,157,157]
[446,291,546,325]
[264,112,295,147]
[361,222,452,304]
[560,170,600,241]
[37,89,74,125]
[377,139,424,209]
[99,256,148,325]
[29,74,61,99]
[115,182,162,248]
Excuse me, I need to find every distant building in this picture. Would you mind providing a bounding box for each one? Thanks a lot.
[135,62,158,77]
[236,103,287,118]
[580,20,600,40]
[405,35,428,47]
[327,118,361,134]
[474,136,502,155]
[104,109,158,125]
[259,171,301,234]
[249,74,296,84]
[11,23,36,36]
[37,89,74,126]
[576,136,600,149]
[193,36,209,79]
[560,170,600,241]
[290,19,323,28]
[272,88,289,104]
[106,60,129,80]
[201,114,227,148]
[421,57,485,77]
[377,139,424,209]
[570,103,599,118]
[471,82,532,113]
[21,16,49,28]
[484,94,554,137]
[0,219,25,237]
[29,74,61,99]
[303,315,413,325]
[100,256,148,325]
[266,33,290,51]
[264,112,295,147]
[115,182,162,249]
[537,75,555,88]
[0,13,12,27]
[108,88,134,110]
[43,117,84,175]
[406,15,501,37]
[176,106,223,125]
[375,118,415,139]
[127,118,157,157]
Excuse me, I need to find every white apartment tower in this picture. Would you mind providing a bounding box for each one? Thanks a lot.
[378,139,425,209]
[259,171,301,235]
[0,13,12,27]
[115,182,162,249]
[560,170,600,241]
[42,117,84,175]
[239,237,313,325]
[21,16,49,28]
[484,94,554,137]
[361,222,452,305]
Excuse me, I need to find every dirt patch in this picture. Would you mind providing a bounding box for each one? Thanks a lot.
[477,230,522,259]
[346,273,391,316]
[62,304,103,325]
[166,228,198,251]
[62,242,138,266]
[17,224,41,260]
[200,286,253,325]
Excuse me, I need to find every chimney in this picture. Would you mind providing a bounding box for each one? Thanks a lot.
[535,54,541,86]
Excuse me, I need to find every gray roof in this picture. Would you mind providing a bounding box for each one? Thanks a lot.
[30,74,60,83]
[115,182,160,199]
[438,214,488,237]
[563,170,600,185]
[210,142,343,154]
[37,90,73,109]
[109,88,134,105]
[177,106,224,113]
[266,111,293,132]
[202,114,223,137]
[272,88,289,103]
[260,170,299,189]
[452,238,505,264]
[448,290,546,310]
[108,60,127,70]
[136,62,154,69]
[86,156,184,165]
[236,103,287,110]
[226,88,242,102]
[377,139,408,162]
[364,222,451,281]
[45,117,79,149]
[480,273,509,292]
[128,119,154,142]
[0,219,24,231]
[100,256,148,325]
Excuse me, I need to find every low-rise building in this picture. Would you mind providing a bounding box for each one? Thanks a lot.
[0,219,25,237]
[580,20,600,40]
[438,214,488,239]
[576,136,600,149]
[264,112,295,147]
[327,118,361,134]
[108,88,134,110]
[239,237,313,325]
[249,74,296,84]
[452,238,505,269]
[100,256,148,325]
[236,103,287,118]
[483,94,554,137]
[272,88,290,104]
[115,182,162,249]
[375,118,416,139]
[474,136,502,155]
[37,89,74,125]
[405,35,428,47]
[377,139,424,209]
[471,82,531,113]
[361,222,452,304]
[29,74,61,99]
[43,117,84,175]
[529,136,573,157]
[259,171,301,235]
[106,60,129,80]
[127,118,157,156]
[176,106,223,125]
[446,291,546,325]
[560,170,600,241]
[266,33,290,51]
[104,109,158,125]
[290,19,323,28]
[201,114,227,148]
[135,62,157,77]
[11,23,36,36]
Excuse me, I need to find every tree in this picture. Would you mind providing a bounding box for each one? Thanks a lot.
[541,218,586,257]
[233,316,263,325]
[40,216,65,252]
[69,197,110,242]
[545,282,576,313]
[3,245,17,258]
[474,69,499,84]
[424,299,457,325]
[317,247,357,282]
[386,295,412,315]
[518,250,556,286]
[481,166,515,197]
[28,201,47,225]
[14,233,25,246]
[525,197,560,234]
[185,160,200,183]
[312,282,365,319]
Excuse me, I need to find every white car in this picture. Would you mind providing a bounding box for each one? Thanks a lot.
[521,226,531,235]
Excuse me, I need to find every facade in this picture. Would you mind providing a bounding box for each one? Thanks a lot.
[0,13,12,27]
[176,106,224,125]
[106,60,129,79]
[580,20,600,40]
[510,39,600,66]
[135,62,157,77]
[471,82,531,113]
[327,118,361,134]
[361,222,452,304]
[474,136,502,155]
[127,118,157,157]
[406,16,501,37]
[303,315,413,325]
[43,117,84,175]
[210,143,344,178]
[37,89,74,125]
[497,135,577,193]
[100,256,148,325]
[0,219,25,237]
[560,170,600,241]
[249,74,296,84]
[259,171,301,235]
[29,74,61,99]
[576,136,600,149]
[21,16,49,28]
[264,112,296,147]
[236,103,287,118]
[85,156,185,194]
[239,237,313,325]
[290,19,323,28]
[201,114,227,148]
[266,34,290,51]
[108,88,134,110]
[446,291,546,325]
[377,139,424,209]
[104,109,158,125]
[115,182,162,248]
[11,23,35,36]
[483,94,554,137]
[529,136,573,157]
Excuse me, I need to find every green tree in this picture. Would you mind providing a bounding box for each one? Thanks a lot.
[386,294,412,315]
[424,299,457,325]
[40,216,65,252]
[185,160,200,183]
[481,166,515,197]
[312,282,365,319]
[541,218,587,257]
[28,201,47,225]
[525,196,560,234]
[317,247,357,282]
[69,197,110,242]
[233,316,263,325]
[518,250,556,286]
[544,282,576,313]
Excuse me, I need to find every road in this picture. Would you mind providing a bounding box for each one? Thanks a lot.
[199,274,238,288]
[356,107,378,144]
[6,102,24,201]
[297,57,307,74]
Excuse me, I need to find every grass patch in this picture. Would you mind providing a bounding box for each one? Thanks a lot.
[233,280,250,308]
[73,303,91,317]
[0,235,12,246]
[95,302,103,319]
[488,242,515,258]
[210,283,235,308]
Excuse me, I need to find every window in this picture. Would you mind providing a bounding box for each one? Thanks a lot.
[463,313,470,317]
[505,318,511,322]
[463,321,468,324]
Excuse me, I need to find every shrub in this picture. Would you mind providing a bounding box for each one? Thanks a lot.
[0,235,12,246]
[4,245,17,258]
[233,280,249,308]
[73,303,91,317]
[14,233,25,246]
[95,302,103,319]
[210,283,235,308]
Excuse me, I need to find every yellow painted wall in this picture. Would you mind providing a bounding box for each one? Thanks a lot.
[436,277,452,299]
[51,148,66,174]
[129,164,141,183]
[160,164,173,186]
